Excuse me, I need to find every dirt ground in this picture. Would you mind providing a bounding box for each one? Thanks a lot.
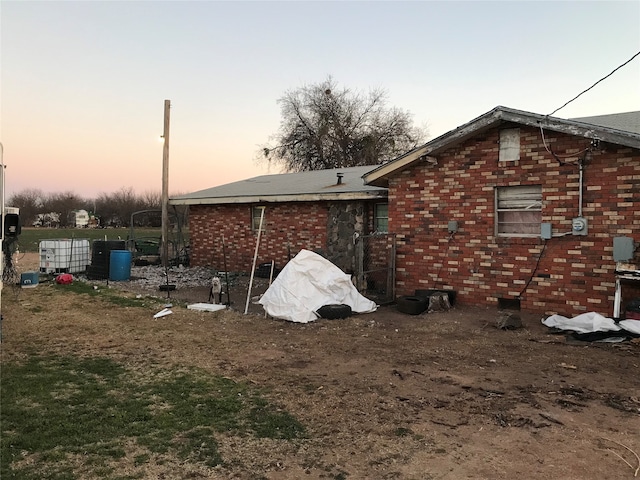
[3,253,640,479]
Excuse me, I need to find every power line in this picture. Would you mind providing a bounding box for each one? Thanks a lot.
[548,50,640,117]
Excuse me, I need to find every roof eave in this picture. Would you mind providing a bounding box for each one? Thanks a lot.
[169,190,387,206]
[363,106,640,186]
[363,150,436,187]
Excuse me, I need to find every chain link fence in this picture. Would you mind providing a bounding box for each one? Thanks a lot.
[354,233,396,305]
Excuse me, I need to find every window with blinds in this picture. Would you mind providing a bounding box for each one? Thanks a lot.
[495,185,542,236]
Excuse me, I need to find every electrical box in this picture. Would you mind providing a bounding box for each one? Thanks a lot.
[2,206,21,237]
[2,213,21,237]
[571,217,588,236]
[448,221,458,233]
[613,236,634,262]
[540,223,552,240]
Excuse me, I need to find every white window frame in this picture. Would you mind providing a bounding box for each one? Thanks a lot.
[251,206,266,231]
[495,185,542,237]
[499,128,520,162]
[374,203,388,233]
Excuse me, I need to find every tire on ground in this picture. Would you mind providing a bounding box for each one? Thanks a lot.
[396,295,428,315]
[316,304,352,319]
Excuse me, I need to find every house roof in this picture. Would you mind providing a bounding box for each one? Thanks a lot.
[570,111,640,135]
[170,165,387,206]
[363,106,640,187]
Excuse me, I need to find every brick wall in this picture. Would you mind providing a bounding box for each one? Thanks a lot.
[389,124,640,316]
[188,200,376,274]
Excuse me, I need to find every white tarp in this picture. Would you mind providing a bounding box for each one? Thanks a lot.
[258,249,377,323]
[542,311,640,335]
[619,319,640,335]
[542,312,622,333]
[187,303,226,312]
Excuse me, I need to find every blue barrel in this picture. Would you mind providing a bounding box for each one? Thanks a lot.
[109,250,132,281]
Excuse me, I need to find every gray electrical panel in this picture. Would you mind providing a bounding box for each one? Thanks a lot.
[540,223,552,240]
[613,236,634,262]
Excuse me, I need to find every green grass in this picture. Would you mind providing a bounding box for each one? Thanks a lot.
[17,228,161,253]
[1,355,306,479]
[52,279,155,308]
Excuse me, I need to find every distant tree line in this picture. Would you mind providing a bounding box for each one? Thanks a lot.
[7,187,186,229]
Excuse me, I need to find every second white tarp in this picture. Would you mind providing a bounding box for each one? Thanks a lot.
[542,312,621,333]
[542,311,640,335]
[259,249,377,323]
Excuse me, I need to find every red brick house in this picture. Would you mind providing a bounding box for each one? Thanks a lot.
[170,166,388,275]
[363,106,640,316]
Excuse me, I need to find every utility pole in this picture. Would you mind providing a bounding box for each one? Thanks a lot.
[0,143,4,339]
[161,100,171,268]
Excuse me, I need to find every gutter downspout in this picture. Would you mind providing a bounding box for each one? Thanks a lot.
[578,156,584,217]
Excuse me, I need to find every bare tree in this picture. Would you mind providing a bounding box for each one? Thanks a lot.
[7,189,46,226]
[141,190,162,210]
[95,187,146,227]
[261,77,427,171]
[44,192,89,228]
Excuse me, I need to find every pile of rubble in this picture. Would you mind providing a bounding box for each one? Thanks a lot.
[74,261,275,313]
[128,264,218,290]
[123,264,273,302]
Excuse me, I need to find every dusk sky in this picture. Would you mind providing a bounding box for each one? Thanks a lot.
[2,1,639,200]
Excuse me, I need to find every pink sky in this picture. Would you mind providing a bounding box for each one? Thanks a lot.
[2,1,639,200]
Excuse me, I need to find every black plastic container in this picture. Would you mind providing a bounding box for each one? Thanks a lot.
[87,240,126,280]
[625,298,640,320]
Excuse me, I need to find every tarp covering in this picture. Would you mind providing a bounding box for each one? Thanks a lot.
[542,312,640,335]
[618,319,640,335]
[258,249,377,323]
[542,312,622,333]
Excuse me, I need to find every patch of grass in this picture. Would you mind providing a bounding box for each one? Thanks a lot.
[17,228,163,253]
[133,453,150,466]
[248,397,306,439]
[52,280,154,308]
[1,355,305,479]
[394,427,413,437]
[18,227,189,254]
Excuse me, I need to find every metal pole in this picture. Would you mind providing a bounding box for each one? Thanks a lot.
[221,235,231,306]
[578,157,584,217]
[613,277,622,319]
[0,142,5,340]
[161,100,171,268]
[265,260,275,318]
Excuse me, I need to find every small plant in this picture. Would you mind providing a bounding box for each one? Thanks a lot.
[394,427,413,437]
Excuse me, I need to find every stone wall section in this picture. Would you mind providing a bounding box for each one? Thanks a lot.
[326,202,367,273]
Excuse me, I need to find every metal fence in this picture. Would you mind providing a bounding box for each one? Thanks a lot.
[354,233,396,305]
